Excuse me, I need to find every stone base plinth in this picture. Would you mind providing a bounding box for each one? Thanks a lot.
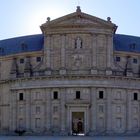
[59,69,66,75]
[45,70,51,75]
[91,69,97,75]
[126,72,133,77]
[106,70,112,75]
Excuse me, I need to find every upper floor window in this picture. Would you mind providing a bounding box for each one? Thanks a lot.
[76,91,81,99]
[35,92,41,100]
[53,106,58,114]
[19,93,24,101]
[36,57,41,62]
[99,91,104,99]
[20,58,24,64]
[116,56,121,62]
[53,91,58,100]
[0,48,4,54]
[130,43,136,51]
[133,58,138,64]
[116,91,122,100]
[36,106,41,114]
[21,42,28,51]
[134,93,138,101]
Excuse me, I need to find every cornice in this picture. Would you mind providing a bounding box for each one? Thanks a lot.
[0,51,43,60]
[1,73,139,84]
[114,50,140,56]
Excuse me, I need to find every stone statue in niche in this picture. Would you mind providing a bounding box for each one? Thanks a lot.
[75,37,82,49]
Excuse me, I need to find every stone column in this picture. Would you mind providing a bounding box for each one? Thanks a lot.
[60,35,66,75]
[25,90,31,132]
[106,88,112,134]
[60,88,67,135]
[46,88,51,133]
[126,90,132,133]
[91,34,97,74]
[89,87,97,135]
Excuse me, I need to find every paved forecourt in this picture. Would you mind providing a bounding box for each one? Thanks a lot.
[0,136,140,140]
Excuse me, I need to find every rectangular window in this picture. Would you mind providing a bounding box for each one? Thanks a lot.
[19,93,23,101]
[19,118,23,128]
[53,106,58,114]
[99,105,104,113]
[116,106,121,113]
[116,91,121,100]
[36,57,41,62]
[76,91,80,99]
[20,58,24,64]
[19,106,23,115]
[116,118,122,128]
[53,91,58,99]
[35,92,41,100]
[116,56,120,62]
[134,93,138,100]
[36,106,41,114]
[35,118,41,128]
[99,117,104,128]
[99,91,104,99]
[133,58,138,64]
[134,107,138,114]
[133,119,138,128]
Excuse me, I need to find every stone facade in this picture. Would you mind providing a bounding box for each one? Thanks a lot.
[0,7,140,136]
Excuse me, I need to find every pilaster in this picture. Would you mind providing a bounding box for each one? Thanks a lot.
[60,88,67,135]
[106,35,113,75]
[106,88,112,134]
[89,87,97,135]
[44,35,51,69]
[25,90,31,133]
[91,34,97,74]
[46,88,52,134]
[126,90,132,133]
[9,90,14,132]
[61,35,66,68]
[12,91,17,131]
[60,35,66,75]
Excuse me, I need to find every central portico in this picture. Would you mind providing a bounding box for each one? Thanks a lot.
[66,102,90,135]
[38,6,116,135]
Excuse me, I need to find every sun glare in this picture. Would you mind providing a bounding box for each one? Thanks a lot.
[25,6,69,35]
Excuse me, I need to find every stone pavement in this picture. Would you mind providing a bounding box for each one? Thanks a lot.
[0,136,140,140]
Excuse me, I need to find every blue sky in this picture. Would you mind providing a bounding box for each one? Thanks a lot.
[0,0,140,40]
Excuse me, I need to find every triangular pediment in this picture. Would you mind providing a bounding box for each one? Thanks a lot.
[41,7,117,33]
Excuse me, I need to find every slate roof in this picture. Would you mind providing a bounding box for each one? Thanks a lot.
[0,34,44,56]
[114,34,140,53]
[0,34,140,56]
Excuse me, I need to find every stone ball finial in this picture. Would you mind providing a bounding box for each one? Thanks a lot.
[47,17,51,22]
[76,6,81,12]
[107,17,111,22]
